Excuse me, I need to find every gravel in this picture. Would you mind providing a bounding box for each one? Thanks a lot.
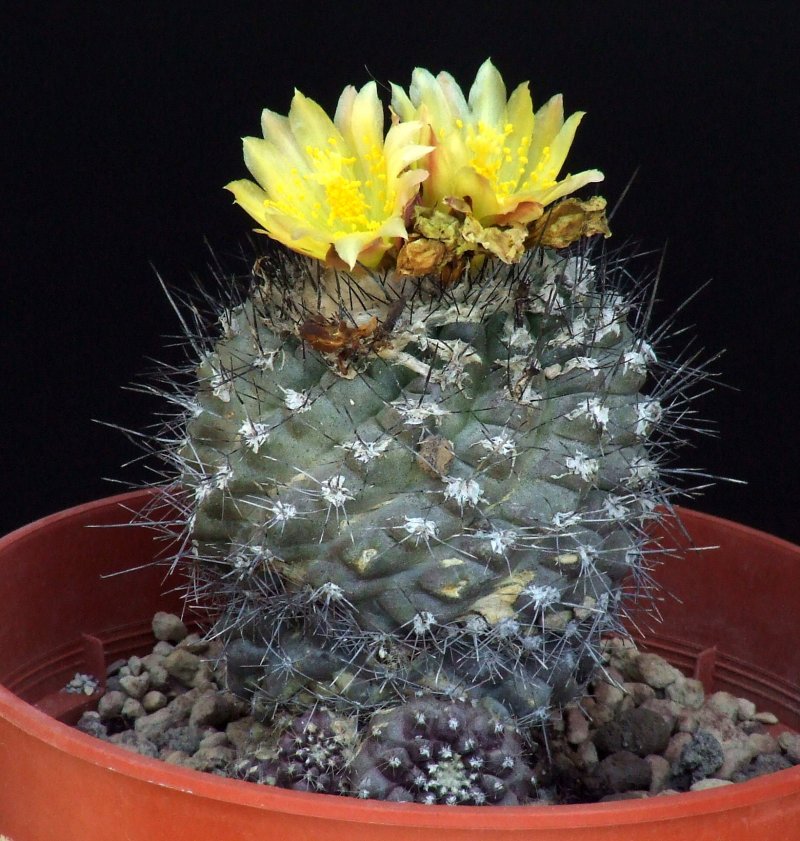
[73,614,800,804]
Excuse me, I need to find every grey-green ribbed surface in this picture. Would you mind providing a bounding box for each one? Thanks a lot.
[178,251,662,719]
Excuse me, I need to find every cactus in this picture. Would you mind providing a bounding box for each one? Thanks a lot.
[350,697,536,804]
[234,707,357,794]
[147,60,708,800]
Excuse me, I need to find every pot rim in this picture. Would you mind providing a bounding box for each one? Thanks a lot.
[1,489,799,830]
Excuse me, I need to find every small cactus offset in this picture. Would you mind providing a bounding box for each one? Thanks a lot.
[148,60,709,802]
[350,698,536,805]
[234,707,357,794]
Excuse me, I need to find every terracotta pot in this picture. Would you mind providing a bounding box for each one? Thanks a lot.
[1,488,798,840]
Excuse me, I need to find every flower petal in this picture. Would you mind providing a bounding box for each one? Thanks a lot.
[528,93,565,171]
[467,59,506,126]
[532,169,605,206]
[409,67,454,131]
[226,181,331,262]
[335,82,384,164]
[384,121,433,178]
[225,178,269,226]
[541,110,586,182]
[394,168,430,216]
[260,109,302,160]
[334,232,376,269]
[288,90,341,154]
[451,167,501,220]
[436,71,470,121]
[390,82,416,121]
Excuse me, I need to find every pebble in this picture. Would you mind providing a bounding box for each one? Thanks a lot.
[120,698,145,719]
[639,698,680,732]
[633,653,682,689]
[198,731,231,750]
[127,656,143,677]
[189,690,237,729]
[108,730,158,758]
[675,710,698,734]
[693,703,740,744]
[119,673,150,700]
[645,754,671,793]
[76,711,107,739]
[690,777,733,791]
[106,658,127,676]
[135,706,183,745]
[565,706,590,745]
[601,637,639,674]
[142,690,168,713]
[716,740,756,780]
[663,732,693,765]
[152,612,188,643]
[161,725,203,755]
[779,731,800,763]
[105,675,124,693]
[592,750,652,795]
[64,673,100,696]
[665,676,705,710]
[739,719,768,736]
[592,680,626,714]
[746,732,779,756]
[581,696,614,727]
[162,648,202,686]
[754,711,779,725]
[673,730,724,781]
[732,753,793,782]
[736,698,757,720]
[187,745,236,772]
[140,654,170,691]
[593,708,671,758]
[189,661,217,690]
[624,682,657,706]
[575,740,599,769]
[706,691,741,720]
[97,690,126,720]
[170,687,203,719]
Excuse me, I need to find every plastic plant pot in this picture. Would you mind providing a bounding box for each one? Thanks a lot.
[0,488,799,840]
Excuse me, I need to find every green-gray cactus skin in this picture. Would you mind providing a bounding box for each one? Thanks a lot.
[172,244,667,724]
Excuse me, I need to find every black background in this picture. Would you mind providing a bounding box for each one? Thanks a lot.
[3,2,798,542]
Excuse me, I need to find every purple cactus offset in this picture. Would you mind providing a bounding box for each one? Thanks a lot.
[349,698,537,805]
[234,707,357,794]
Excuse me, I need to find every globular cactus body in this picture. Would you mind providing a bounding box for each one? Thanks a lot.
[178,247,663,722]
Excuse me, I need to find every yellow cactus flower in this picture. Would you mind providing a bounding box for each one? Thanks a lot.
[391,59,604,226]
[226,82,433,269]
